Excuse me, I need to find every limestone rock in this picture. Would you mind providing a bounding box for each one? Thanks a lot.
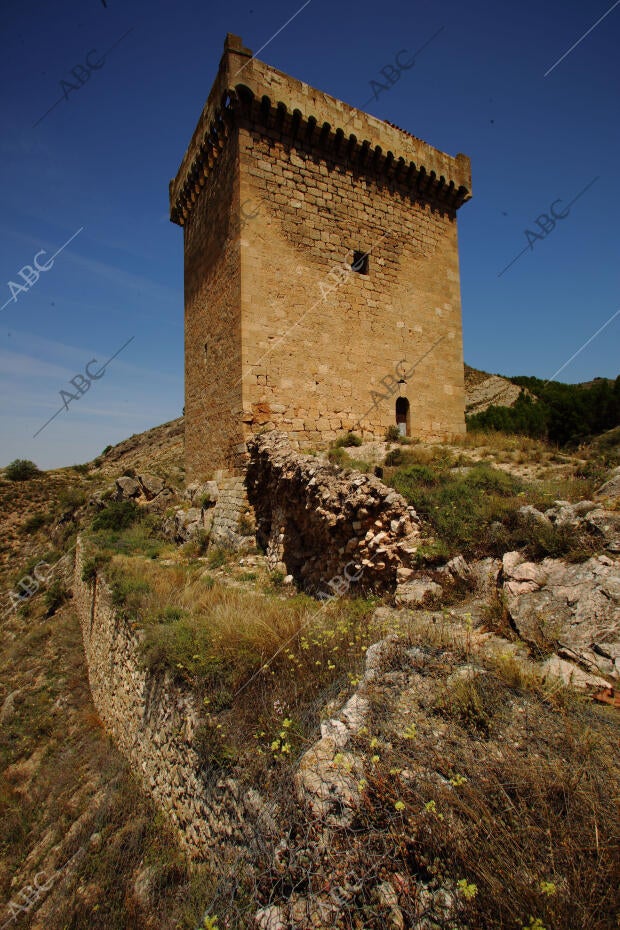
[596,466,620,502]
[0,689,21,725]
[465,370,527,416]
[296,735,363,823]
[115,476,141,500]
[544,500,581,527]
[374,881,405,930]
[255,905,287,930]
[138,473,165,499]
[542,655,610,691]
[503,552,620,663]
[518,504,550,525]
[469,557,502,596]
[395,579,443,607]
[584,509,620,552]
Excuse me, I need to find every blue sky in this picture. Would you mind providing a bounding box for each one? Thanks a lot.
[0,0,618,468]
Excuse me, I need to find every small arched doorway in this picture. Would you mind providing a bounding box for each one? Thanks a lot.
[395,397,410,437]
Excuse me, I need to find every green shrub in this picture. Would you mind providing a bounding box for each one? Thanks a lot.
[387,462,525,557]
[238,512,255,535]
[102,445,112,455]
[467,374,620,446]
[327,446,350,467]
[92,500,141,532]
[414,541,452,565]
[182,529,210,558]
[239,571,257,582]
[384,448,403,467]
[109,574,152,617]
[44,580,69,615]
[194,721,237,771]
[385,426,400,443]
[81,552,112,582]
[347,457,372,473]
[5,459,41,481]
[334,432,363,448]
[57,487,88,511]
[72,463,90,475]
[149,606,188,624]
[207,547,228,569]
[21,512,49,534]
[269,569,286,588]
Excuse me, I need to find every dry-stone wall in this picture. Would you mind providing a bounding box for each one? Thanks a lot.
[246,431,421,594]
[208,475,254,547]
[73,538,267,861]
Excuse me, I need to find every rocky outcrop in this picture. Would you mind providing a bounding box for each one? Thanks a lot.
[595,465,620,502]
[516,497,620,553]
[113,471,176,511]
[246,431,421,593]
[502,551,620,679]
[464,367,528,415]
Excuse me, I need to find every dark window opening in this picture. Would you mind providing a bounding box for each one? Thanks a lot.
[396,397,410,437]
[352,251,369,274]
[204,343,208,364]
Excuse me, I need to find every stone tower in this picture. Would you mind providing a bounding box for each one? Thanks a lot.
[170,34,472,480]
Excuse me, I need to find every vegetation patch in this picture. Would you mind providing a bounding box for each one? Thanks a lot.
[5,459,41,481]
[467,375,620,446]
[385,456,598,560]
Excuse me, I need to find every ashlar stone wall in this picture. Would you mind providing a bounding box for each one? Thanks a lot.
[171,34,471,481]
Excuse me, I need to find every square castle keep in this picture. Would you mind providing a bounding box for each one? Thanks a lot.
[170,34,472,480]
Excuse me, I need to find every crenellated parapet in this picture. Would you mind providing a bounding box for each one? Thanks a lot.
[169,33,472,226]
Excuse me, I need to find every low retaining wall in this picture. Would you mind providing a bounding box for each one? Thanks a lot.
[73,538,263,860]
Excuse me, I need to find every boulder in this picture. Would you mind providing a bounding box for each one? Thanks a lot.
[542,655,610,691]
[584,509,620,552]
[437,555,472,584]
[518,504,551,525]
[395,580,443,607]
[596,466,620,502]
[115,476,141,500]
[469,557,502,596]
[502,552,620,664]
[138,473,165,499]
[144,487,176,513]
[544,500,580,527]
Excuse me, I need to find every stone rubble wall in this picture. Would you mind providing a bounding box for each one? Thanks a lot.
[73,538,263,861]
[208,475,253,547]
[246,431,421,593]
[162,476,255,550]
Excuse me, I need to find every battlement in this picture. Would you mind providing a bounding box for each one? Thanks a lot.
[170,34,471,226]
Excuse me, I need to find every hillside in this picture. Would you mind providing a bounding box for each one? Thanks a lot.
[464,364,527,415]
[0,417,619,930]
[466,367,620,446]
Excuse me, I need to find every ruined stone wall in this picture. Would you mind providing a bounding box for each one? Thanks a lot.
[239,128,466,450]
[73,538,262,861]
[246,432,421,593]
[209,475,252,547]
[183,118,244,480]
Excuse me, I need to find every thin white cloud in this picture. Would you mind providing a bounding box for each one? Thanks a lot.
[0,348,72,380]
